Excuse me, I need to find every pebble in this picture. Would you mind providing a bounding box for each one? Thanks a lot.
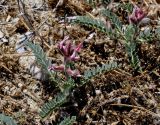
[18,83,23,88]
[103,109,107,116]
[95,90,102,95]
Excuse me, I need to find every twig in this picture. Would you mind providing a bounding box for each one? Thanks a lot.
[0,64,13,73]
[110,103,160,118]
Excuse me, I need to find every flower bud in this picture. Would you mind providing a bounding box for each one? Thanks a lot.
[49,65,65,72]
[66,68,81,77]
[129,6,146,24]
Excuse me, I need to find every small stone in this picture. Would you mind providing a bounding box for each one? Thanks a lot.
[4,86,9,91]
[95,90,102,95]
[18,83,23,88]
[23,89,27,93]
[1,38,8,43]
[103,110,107,116]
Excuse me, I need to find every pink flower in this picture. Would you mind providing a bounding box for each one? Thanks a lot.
[66,68,81,77]
[58,36,83,62]
[58,36,70,50]
[75,42,83,52]
[49,36,82,78]
[129,6,146,24]
[48,65,65,72]
[70,51,80,61]
[49,65,81,78]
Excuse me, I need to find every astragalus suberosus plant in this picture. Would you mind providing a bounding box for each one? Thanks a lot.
[26,36,81,123]
[71,4,153,72]
[27,33,119,121]
[123,5,147,72]
[33,36,83,122]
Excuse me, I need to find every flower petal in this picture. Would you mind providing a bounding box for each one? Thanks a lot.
[69,51,80,61]
[58,36,69,50]
[75,42,83,52]
[66,68,81,77]
[49,65,65,72]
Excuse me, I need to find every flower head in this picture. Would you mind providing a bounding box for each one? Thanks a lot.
[58,36,83,62]
[49,36,83,79]
[129,6,146,24]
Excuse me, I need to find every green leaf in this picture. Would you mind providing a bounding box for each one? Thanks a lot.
[101,9,122,30]
[125,42,141,71]
[39,83,72,118]
[71,16,111,34]
[39,92,68,118]
[155,27,160,39]
[26,42,50,73]
[124,24,135,41]
[58,116,76,125]
[0,114,17,125]
[84,61,120,79]
[117,3,133,13]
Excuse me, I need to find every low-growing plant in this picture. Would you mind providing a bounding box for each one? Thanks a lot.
[26,35,120,124]
[27,39,78,123]
[102,6,145,71]
[70,3,159,72]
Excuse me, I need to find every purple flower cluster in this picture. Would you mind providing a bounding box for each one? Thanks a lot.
[129,6,146,24]
[49,36,83,78]
[58,36,82,62]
